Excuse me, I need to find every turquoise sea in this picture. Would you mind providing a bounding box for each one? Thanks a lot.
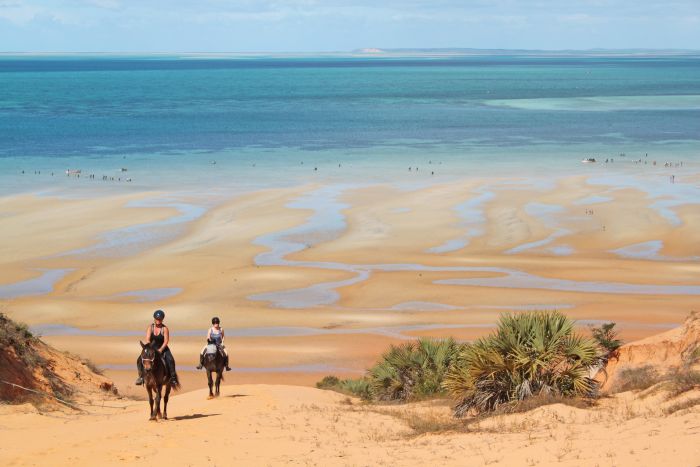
[1,53,699,194]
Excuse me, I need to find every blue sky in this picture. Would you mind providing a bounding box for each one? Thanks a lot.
[1,0,699,52]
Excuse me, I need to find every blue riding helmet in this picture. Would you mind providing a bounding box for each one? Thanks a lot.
[153,310,165,320]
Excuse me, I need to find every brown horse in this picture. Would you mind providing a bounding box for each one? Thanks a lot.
[202,342,226,399]
[139,341,180,420]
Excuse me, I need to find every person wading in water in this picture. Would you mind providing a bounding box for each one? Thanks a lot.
[135,309,179,386]
[196,316,231,371]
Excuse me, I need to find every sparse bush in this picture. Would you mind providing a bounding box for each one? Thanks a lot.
[667,348,700,397]
[400,411,463,436]
[444,311,601,416]
[316,375,341,389]
[663,397,700,415]
[82,358,104,376]
[367,338,464,402]
[315,375,372,401]
[668,370,700,396]
[612,365,662,393]
[0,313,44,368]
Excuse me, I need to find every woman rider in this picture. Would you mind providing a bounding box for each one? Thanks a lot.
[135,309,179,386]
[196,316,231,371]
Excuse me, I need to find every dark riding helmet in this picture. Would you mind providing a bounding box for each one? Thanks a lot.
[211,317,220,325]
[153,309,165,320]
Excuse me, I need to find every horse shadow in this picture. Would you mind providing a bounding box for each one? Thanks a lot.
[172,413,221,421]
[226,394,249,399]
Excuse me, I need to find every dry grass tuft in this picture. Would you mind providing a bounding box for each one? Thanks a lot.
[399,410,465,437]
[663,397,700,415]
[612,366,663,393]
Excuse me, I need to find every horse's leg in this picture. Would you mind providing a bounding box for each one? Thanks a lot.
[216,370,222,396]
[147,386,156,421]
[207,369,214,399]
[163,384,171,420]
[154,385,162,419]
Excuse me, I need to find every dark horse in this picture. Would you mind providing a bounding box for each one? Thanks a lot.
[202,341,226,399]
[140,341,180,420]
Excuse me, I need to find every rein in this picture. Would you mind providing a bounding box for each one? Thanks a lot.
[141,350,159,369]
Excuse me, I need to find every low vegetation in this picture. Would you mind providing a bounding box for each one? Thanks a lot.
[668,348,700,397]
[319,312,604,416]
[0,313,44,368]
[367,338,464,402]
[316,375,372,401]
[318,338,464,402]
[0,313,75,403]
[444,311,600,416]
[589,322,623,362]
[612,366,662,393]
[319,311,696,420]
[612,348,700,396]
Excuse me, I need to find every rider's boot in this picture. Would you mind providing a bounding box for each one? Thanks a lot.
[225,354,231,372]
[165,353,179,386]
[196,353,203,370]
[135,356,144,385]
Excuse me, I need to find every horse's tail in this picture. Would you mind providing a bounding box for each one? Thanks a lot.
[171,380,182,392]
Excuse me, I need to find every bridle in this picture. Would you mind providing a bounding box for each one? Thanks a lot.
[141,350,156,371]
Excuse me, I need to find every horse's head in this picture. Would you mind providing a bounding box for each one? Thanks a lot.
[140,341,158,372]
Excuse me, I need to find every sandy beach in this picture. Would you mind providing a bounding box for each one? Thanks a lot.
[1,168,699,393]
[2,383,699,466]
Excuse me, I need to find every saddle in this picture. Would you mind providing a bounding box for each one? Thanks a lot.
[205,342,225,358]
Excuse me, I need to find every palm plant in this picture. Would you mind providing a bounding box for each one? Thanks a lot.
[444,311,600,416]
[368,338,463,402]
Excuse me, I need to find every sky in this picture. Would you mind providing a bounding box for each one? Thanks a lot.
[0,0,699,52]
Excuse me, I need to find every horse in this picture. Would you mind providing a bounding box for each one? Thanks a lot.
[139,341,180,420]
[202,340,226,399]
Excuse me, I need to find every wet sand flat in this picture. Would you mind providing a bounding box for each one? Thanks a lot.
[1,172,699,388]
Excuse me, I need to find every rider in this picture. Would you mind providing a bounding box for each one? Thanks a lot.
[196,316,231,371]
[135,309,179,386]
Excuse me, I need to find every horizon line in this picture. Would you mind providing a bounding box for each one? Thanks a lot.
[1,47,699,56]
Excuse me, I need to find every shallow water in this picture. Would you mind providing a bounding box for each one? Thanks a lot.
[60,197,207,257]
[587,174,700,226]
[2,55,700,195]
[0,269,73,299]
[247,182,700,309]
[31,323,494,340]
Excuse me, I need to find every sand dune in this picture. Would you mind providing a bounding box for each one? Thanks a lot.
[2,383,698,466]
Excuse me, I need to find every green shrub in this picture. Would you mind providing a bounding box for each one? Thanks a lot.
[444,311,601,416]
[590,322,623,360]
[316,375,341,389]
[337,378,372,401]
[368,338,464,402]
[315,375,372,401]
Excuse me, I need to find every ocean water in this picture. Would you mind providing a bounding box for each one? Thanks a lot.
[1,54,699,194]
